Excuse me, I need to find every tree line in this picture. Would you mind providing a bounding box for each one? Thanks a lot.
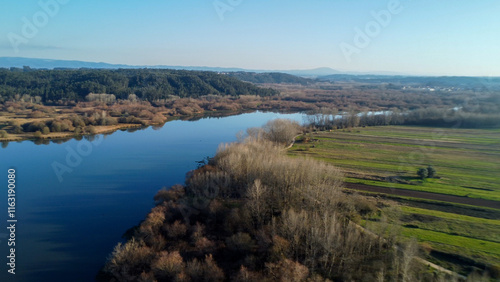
[307,107,500,130]
[0,68,279,103]
[225,72,314,85]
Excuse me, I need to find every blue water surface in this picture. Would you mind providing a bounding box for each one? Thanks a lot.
[0,111,306,282]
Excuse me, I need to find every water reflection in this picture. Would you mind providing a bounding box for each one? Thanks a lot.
[0,111,306,282]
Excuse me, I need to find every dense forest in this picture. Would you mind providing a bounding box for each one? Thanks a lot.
[225,72,314,85]
[0,68,278,102]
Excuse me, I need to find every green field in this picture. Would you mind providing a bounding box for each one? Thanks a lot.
[389,206,500,265]
[288,126,500,271]
[289,126,500,201]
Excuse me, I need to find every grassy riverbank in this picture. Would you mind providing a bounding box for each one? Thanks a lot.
[288,126,500,275]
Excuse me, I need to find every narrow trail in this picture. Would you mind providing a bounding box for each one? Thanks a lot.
[282,134,302,151]
[345,182,500,209]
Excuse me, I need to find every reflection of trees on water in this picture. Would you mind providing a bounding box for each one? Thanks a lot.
[126,126,148,133]
[152,125,164,131]
[52,138,72,144]
[33,139,50,145]
[181,110,256,122]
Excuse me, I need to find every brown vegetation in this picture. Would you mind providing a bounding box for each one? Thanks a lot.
[99,120,451,281]
[2,80,498,142]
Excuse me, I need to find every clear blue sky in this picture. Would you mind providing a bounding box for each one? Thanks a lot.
[1,0,499,76]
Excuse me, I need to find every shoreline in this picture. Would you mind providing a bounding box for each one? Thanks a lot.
[0,123,145,143]
[0,109,289,144]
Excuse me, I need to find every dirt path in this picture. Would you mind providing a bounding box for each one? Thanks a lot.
[351,222,467,280]
[282,134,302,151]
[345,183,500,209]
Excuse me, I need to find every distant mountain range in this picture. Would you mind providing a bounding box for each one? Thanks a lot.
[1,57,498,93]
[3,57,497,82]
[0,57,402,77]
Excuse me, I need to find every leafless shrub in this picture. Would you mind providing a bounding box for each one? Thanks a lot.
[185,255,225,282]
[306,274,332,282]
[266,259,309,282]
[138,271,156,282]
[488,264,500,279]
[194,236,216,254]
[246,127,265,141]
[465,271,490,282]
[208,199,224,216]
[24,121,46,132]
[154,185,185,204]
[137,109,154,119]
[86,125,97,134]
[86,93,116,103]
[224,208,244,234]
[145,206,166,229]
[186,170,231,200]
[104,238,155,281]
[13,125,23,134]
[100,116,118,126]
[8,120,20,127]
[29,110,45,118]
[214,139,343,214]
[270,235,291,261]
[246,179,270,226]
[128,94,138,102]
[151,113,166,124]
[190,222,206,242]
[233,266,265,282]
[165,220,188,239]
[262,119,302,144]
[151,251,185,280]
[185,258,203,280]
[173,99,204,115]
[279,208,383,279]
[137,206,168,250]
[69,115,85,127]
[226,232,255,253]
[118,115,146,125]
[395,238,419,282]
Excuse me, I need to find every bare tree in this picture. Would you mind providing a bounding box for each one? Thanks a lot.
[86,93,116,103]
[262,119,302,144]
[246,179,270,226]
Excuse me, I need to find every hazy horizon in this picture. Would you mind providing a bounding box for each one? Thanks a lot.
[1,0,499,76]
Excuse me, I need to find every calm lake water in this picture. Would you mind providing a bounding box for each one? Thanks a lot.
[0,111,306,282]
